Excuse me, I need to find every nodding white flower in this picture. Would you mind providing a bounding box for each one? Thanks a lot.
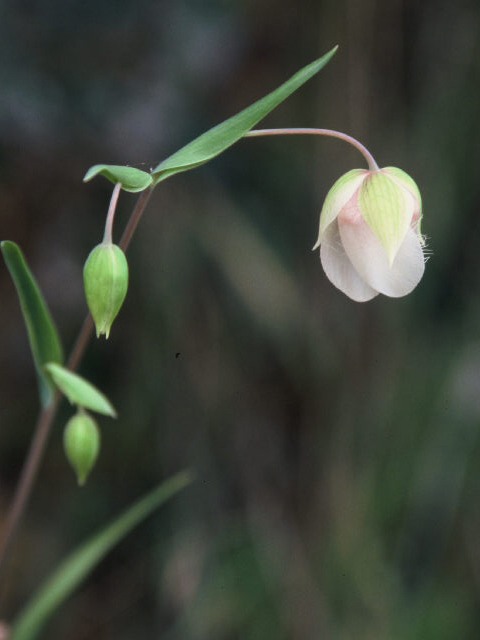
[313,167,425,302]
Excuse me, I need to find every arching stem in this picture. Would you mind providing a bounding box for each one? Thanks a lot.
[244,128,379,172]
[103,182,122,244]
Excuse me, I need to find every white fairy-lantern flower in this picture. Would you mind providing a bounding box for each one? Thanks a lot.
[313,167,425,302]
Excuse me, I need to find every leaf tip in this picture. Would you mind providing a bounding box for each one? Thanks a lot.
[323,44,339,62]
[83,165,100,183]
[43,362,55,374]
[1,240,14,255]
[177,468,196,488]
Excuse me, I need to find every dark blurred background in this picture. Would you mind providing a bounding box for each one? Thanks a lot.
[1,0,480,638]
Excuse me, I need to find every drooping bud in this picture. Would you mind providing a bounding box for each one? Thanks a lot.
[313,167,424,302]
[63,411,100,486]
[83,242,128,338]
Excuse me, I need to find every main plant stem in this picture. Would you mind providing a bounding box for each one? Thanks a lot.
[244,128,379,171]
[0,187,154,594]
[0,127,377,598]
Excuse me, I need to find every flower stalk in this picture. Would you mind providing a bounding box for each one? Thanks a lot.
[244,128,379,171]
[103,182,122,244]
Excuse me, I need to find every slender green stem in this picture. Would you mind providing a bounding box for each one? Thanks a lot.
[119,188,153,251]
[244,128,379,171]
[102,182,122,244]
[0,187,154,602]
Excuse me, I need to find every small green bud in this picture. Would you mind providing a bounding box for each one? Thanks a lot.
[83,242,128,338]
[63,411,100,486]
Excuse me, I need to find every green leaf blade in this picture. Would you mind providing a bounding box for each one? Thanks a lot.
[1,241,64,406]
[44,363,116,417]
[151,46,338,183]
[83,165,153,193]
[9,471,193,640]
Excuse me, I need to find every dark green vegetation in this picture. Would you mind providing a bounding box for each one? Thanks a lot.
[1,0,480,638]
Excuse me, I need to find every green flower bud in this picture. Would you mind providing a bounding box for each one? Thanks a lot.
[63,411,100,486]
[83,242,128,338]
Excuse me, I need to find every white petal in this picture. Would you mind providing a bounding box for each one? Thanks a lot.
[313,170,367,250]
[339,218,425,298]
[320,221,378,302]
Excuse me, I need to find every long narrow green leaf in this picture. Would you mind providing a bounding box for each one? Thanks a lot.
[10,470,193,640]
[1,241,63,406]
[151,46,338,184]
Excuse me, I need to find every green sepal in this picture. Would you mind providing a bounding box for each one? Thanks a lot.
[44,363,117,417]
[358,172,413,264]
[382,167,421,210]
[83,165,153,193]
[1,241,64,406]
[383,166,423,236]
[151,46,338,184]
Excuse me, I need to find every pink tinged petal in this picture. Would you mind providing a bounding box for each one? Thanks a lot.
[313,169,367,250]
[357,172,414,265]
[320,221,378,302]
[339,217,425,298]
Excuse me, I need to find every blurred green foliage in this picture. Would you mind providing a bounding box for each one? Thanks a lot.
[1,0,480,638]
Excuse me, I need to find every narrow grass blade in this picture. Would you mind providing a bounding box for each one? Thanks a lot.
[9,470,193,640]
